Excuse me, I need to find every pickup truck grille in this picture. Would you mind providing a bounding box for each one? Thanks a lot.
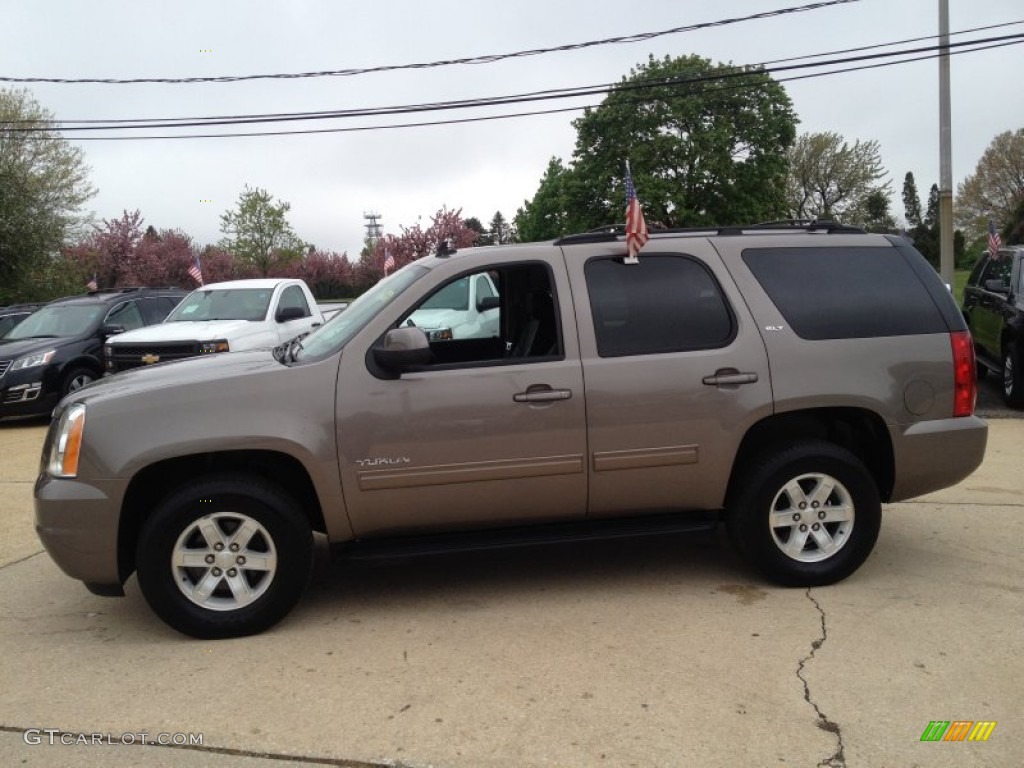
[108,343,201,372]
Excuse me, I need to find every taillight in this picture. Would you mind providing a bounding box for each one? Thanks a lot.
[950,331,976,417]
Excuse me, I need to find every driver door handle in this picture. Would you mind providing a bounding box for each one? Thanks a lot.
[702,369,758,386]
[513,387,573,403]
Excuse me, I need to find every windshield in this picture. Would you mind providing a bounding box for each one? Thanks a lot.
[3,304,104,340]
[418,276,469,311]
[165,288,272,322]
[296,265,429,361]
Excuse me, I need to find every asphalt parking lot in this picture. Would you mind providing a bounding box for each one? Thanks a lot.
[1,382,1021,767]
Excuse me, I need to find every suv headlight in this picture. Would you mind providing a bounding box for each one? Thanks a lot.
[199,340,230,354]
[48,403,87,478]
[11,349,56,371]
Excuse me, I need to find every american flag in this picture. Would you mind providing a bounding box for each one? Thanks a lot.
[187,254,203,285]
[383,250,395,276]
[624,161,649,263]
[86,274,98,291]
[988,219,1002,259]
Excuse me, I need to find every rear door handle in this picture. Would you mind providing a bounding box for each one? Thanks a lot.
[702,369,758,386]
[513,387,573,403]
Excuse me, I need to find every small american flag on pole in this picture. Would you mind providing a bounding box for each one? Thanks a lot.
[86,273,98,291]
[624,160,649,264]
[383,250,395,276]
[988,219,1002,259]
[187,254,203,285]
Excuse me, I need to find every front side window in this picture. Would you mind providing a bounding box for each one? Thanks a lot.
[980,255,1012,291]
[397,262,560,368]
[279,285,312,317]
[106,301,144,331]
[585,254,735,357]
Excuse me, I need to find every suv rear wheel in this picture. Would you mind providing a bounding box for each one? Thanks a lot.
[136,475,313,639]
[1002,344,1024,408]
[726,441,881,586]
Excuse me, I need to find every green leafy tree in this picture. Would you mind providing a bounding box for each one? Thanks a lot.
[515,157,576,241]
[910,182,966,268]
[902,172,922,228]
[488,211,513,244]
[785,132,890,222]
[956,128,1024,241]
[219,185,305,276]
[859,190,896,233]
[0,87,96,302]
[463,216,487,245]
[518,56,797,234]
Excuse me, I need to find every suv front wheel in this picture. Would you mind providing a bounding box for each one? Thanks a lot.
[726,441,881,586]
[136,475,313,639]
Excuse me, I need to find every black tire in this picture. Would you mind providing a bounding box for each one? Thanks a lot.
[136,474,313,639]
[726,441,881,587]
[61,366,97,396]
[1002,344,1024,408]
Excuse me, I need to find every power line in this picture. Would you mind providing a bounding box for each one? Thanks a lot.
[7,33,1022,136]
[0,0,858,85]
[18,19,1024,127]
[50,38,1023,142]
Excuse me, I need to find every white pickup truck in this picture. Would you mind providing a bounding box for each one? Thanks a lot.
[105,278,325,373]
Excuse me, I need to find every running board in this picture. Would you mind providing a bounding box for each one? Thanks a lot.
[332,511,720,561]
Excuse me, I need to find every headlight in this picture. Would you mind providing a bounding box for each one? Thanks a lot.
[199,340,230,353]
[48,403,87,478]
[11,349,56,371]
[427,328,453,342]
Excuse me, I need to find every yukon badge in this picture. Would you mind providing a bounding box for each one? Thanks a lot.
[356,457,411,468]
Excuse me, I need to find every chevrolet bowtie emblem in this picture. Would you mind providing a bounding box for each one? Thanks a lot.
[141,353,160,364]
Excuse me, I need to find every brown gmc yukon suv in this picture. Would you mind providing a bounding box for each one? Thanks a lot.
[35,223,988,638]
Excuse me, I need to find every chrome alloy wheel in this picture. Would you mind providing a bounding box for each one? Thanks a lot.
[172,512,277,611]
[768,473,854,563]
[67,373,94,391]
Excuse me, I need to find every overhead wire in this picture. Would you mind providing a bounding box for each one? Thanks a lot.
[0,0,859,85]
[6,32,1022,140]
[46,37,1024,141]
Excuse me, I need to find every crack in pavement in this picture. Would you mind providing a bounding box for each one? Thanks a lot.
[0,550,43,571]
[797,588,846,768]
[0,724,427,767]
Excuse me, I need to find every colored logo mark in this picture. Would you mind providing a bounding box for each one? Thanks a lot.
[920,721,996,742]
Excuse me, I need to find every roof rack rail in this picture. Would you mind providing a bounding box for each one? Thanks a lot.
[742,218,865,233]
[554,219,865,246]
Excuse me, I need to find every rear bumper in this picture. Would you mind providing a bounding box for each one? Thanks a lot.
[889,415,988,501]
[34,473,125,591]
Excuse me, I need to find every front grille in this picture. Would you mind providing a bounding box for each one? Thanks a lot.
[0,360,10,378]
[108,342,202,372]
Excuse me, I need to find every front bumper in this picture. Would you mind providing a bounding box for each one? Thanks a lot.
[34,473,125,591]
[0,369,59,418]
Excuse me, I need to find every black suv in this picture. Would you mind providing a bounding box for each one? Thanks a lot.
[963,245,1024,407]
[0,288,186,419]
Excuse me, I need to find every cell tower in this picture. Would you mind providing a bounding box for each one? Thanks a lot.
[363,211,383,244]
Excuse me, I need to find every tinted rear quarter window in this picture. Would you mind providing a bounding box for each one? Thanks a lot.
[585,254,735,357]
[742,247,948,340]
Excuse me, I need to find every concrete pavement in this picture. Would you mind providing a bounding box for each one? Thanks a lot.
[0,416,1020,767]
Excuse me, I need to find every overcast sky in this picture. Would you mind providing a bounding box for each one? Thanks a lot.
[3,0,1022,256]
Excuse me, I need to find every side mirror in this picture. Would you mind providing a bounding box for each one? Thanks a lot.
[276,306,306,322]
[101,324,125,337]
[477,295,500,312]
[373,327,432,372]
[984,279,1009,294]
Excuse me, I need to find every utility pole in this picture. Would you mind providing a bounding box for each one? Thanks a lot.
[938,0,954,285]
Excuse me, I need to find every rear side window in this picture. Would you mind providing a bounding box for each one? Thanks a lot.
[742,247,948,340]
[585,254,735,357]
